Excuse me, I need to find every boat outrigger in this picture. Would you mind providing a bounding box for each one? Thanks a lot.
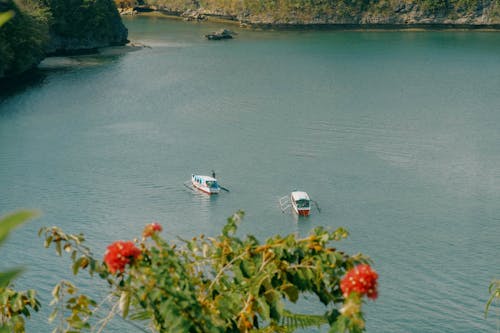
[191,174,220,194]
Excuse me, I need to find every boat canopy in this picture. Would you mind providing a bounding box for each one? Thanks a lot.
[291,191,310,201]
[192,174,219,187]
[291,191,310,208]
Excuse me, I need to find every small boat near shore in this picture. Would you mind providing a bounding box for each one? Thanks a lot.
[191,174,220,194]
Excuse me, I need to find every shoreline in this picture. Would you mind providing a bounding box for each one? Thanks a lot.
[126,9,500,31]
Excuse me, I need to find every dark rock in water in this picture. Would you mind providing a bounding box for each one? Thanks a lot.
[205,29,235,40]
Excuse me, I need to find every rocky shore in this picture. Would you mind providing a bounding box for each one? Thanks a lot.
[120,0,500,28]
[3,0,500,83]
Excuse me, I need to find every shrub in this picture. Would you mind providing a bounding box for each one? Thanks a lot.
[40,211,378,332]
[0,211,40,333]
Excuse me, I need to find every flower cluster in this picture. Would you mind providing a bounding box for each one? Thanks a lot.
[340,264,378,300]
[103,241,141,274]
[143,222,163,238]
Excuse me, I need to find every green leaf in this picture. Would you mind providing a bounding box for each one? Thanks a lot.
[240,260,255,278]
[129,310,152,321]
[486,279,500,318]
[233,264,244,282]
[44,235,53,248]
[68,315,85,329]
[0,269,23,288]
[264,289,279,304]
[55,241,62,256]
[330,315,348,333]
[256,296,270,320]
[0,210,38,245]
[119,291,131,318]
[73,257,83,275]
[48,308,59,323]
[281,284,299,303]
[222,220,236,237]
[269,299,283,321]
[326,308,340,325]
[0,10,15,27]
[51,283,61,299]
[304,268,314,281]
[222,211,243,236]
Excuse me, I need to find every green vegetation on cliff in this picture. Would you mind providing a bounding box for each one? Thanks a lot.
[48,0,124,38]
[45,0,128,53]
[0,0,50,78]
[145,0,500,25]
[0,0,127,79]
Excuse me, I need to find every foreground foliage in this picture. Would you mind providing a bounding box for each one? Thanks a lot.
[40,211,378,332]
[486,279,500,318]
[0,211,40,333]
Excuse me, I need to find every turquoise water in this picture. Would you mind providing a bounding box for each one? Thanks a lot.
[1,16,500,332]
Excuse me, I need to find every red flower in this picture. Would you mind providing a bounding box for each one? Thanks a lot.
[104,241,141,274]
[143,222,163,238]
[340,264,378,300]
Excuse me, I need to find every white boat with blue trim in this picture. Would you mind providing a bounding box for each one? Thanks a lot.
[191,174,220,194]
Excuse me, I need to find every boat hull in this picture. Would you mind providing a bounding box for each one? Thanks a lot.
[193,183,218,194]
[297,208,310,216]
[291,203,310,216]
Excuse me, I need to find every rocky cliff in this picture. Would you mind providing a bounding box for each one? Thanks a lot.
[142,0,500,26]
[0,0,128,80]
[45,0,128,55]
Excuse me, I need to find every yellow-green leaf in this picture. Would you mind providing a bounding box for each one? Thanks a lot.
[119,291,131,318]
[0,210,38,245]
[282,283,299,303]
[0,10,15,27]
[0,269,23,288]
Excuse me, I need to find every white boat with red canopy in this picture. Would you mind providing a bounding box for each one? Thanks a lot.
[279,191,319,216]
[191,174,220,194]
[290,191,311,216]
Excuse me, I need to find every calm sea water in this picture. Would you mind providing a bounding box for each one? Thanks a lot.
[1,17,500,332]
